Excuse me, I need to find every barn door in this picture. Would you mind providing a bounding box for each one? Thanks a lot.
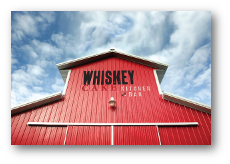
[65,126,160,145]
[114,126,160,145]
[65,126,111,145]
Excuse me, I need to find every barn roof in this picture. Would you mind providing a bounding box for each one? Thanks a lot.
[11,91,63,115]
[11,49,211,115]
[56,49,168,84]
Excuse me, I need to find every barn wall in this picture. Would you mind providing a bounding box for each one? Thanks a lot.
[11,57,211,145]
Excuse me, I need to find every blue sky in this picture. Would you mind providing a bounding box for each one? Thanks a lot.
[11,11,211,107]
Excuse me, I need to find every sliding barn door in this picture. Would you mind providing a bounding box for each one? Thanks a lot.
[65,126,111,145]
[114,126,160,145]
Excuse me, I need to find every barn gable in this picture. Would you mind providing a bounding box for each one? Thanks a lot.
[11,49,211,145]
[12,49,210,115]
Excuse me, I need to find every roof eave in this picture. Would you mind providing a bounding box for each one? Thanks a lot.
[162,91,211,114]
[11,91,63,116]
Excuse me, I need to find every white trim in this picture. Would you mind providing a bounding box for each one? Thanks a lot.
[162,91,211,114]
[27,122,198,126]
[63,125,69,145]
[62,70,71,95]
[153,70,162,95]
[111,126,114,145]
[56,50,168,70]
[156,125,161,145]
[11,91,63,115]
[56,50,168,84]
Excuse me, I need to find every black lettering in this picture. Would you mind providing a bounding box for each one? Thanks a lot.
[128,70,134,84]
[101,71,104,85]
[122,70,128,84]
[113,71,121,84]
[105,71,112,84]
[93,71,100,85]
[84,71,93,85]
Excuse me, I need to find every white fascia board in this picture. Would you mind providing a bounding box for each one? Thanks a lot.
[56,50,111,70]
[27,122,198,127]
[153,70,162,95]
[113,50,168,69]
[162,91,211,114]
[56,50,168,89]
[62,70,71,95]
[56,49,168,71]
[11,91,63,116]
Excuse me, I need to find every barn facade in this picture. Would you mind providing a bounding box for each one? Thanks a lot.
[11,49,211,145]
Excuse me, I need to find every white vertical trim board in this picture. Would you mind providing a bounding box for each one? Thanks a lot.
[63,125,69,145]
[111,126,114,145]
[62,70,71,95]
[153,70,162,95]
[156,125,161,145]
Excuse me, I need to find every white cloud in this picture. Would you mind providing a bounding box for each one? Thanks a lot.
[193,64,211,87]
[39,11,55,24]
[11,65,46,86]
[190,88,211,102]
[12,13,37,41]
[51,78,64,92]
[50,11,176,60]
[19,39,61,68]
[184,43,211,82]
[11,53,18,65]
[27,64,47,77]
[147,12,211,99]
[35,59,55,68]
[32,86,43,92]
[11,65,49,107]
[31,39,62,60]
[11,11,211,106]
[11,12,55,41]
[21,45,38,58]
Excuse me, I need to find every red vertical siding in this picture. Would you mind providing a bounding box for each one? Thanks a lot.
[11,56,211,145]
[65,126,110,145]
[114,126,160,145]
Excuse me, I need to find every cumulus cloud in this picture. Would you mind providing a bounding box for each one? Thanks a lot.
[185,44,211,81]
[11,11,211,106]
[11,13,37,41]
[50,11,175,59]
[11,53,18,65]
[51,77,65,92]
[32,86,43,92]
[193,64,211,87]
[31,39,63,59]
[11,11,55,41]
[191,89,211,103]
[18,39,62,68]
[11,65,49,107]
[21,45,38,58]
[148,12,211,101]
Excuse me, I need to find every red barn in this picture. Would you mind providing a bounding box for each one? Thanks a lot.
[11,49,211,145]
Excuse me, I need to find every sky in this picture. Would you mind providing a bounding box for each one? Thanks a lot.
[11,11,211,107]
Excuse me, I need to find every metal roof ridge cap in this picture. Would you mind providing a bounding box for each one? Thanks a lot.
[11,91,62,110]
[113,50,169,67]
[56,50,111,67]
[162,91,211,109]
